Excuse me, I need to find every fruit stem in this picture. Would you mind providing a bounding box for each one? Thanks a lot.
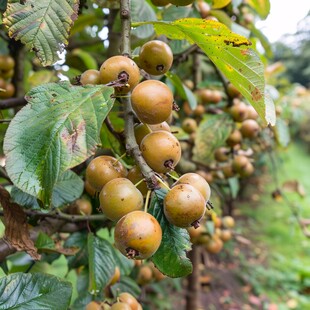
[144,190,152,212]
[155,175,170,191]
[206,200,214,210]
[166,173,179,181]
[113,152,127,166]
[134,178,145,187]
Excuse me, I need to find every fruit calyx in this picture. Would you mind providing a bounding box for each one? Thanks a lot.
[126,247,140,259]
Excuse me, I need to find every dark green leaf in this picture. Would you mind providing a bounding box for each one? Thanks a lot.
[52,170,84,208]
[193,114,234,164]
[0,0,7,11]
[35,232,55,250]
[110,276,141,298]
[10,186,41,210]
[71,291,93,310]
[3,0,79,66]
[149,189,193,278]
[88,233,116,293]
[4,82,115,206]
[64,232,88,269]
[0,272,72,310]
[274,118,290,148]
[133,18,276,125]
[166,72,197,109]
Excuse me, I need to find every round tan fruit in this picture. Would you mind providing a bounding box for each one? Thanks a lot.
[71,198,92,215]
[174,172,211,201]
[240,119,260,139]
[164,184,206,228]
[127,165,148,197]
[111,302,131,310]
[182,118,197,134]
[205,237,223,254]
[119,292,139,310]
[80,69,101,85]
[85,156,127,192]
[0,55,15,71]
[99,56,140,94]
[222,216,235,228]
[137,265,153,285]
[114,211,162,259]
[140,131,181,173]
[214,147,230,162]
[226,129,242,147]
[99,178,143,221]
[232,155,249,173]
[220,229,232,242]
[86,301,101,310]
[131,80,173,124]
[139,40,173,75]
[229,101,248,122]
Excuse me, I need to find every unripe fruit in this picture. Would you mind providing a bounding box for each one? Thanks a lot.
[240,119,260,139]
[220,229,232,242]
[127,165,148,197]
[139,40,173,75]
[209,90,222,103]
[1,69,14,79]
[151,0,170,6]
[232,155,249,173]
[214,147,230,162]
[137,265,153,285]
[109,266,121,285]
[86,301,101,310]
[222,216,235,228]
[187,225,206,243]
[134,123,152,146]
[99,56,140,94]
[80,69,100,85]
[226,129,242,147]
[182,118,197,134]
[229,101,248,122]
[131,80,173,124]
[119,293,139,310]
[86,156,127,192]
[100,178,143,221]
[170,0,194,6]
[175,173,211,201]
[71,198,92,215]
[114,211,162,259]
[0,55,15,71]
[239,162,254,178]
[164,184,206,228]
[140,131,181,173]
[205,237,223,254]
[111,302,131,310]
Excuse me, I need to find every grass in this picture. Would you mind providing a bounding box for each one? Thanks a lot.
[237,141,310,308]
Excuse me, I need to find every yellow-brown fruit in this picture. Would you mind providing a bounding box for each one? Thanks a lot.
[182,118,197,134]
[136,303,143,310]
[0,55,15,71]
[240,119,260,139]
[222,164,234,179]
[109,266,121,285]
[114,211,162,259]
[196,170,214,184]
[226,129,242,147]
[170,0,194,6]
[85,180,97,197]
[140,131,181,173]
[247,105,259,120]
[1,69,14,79]
[0,83,15,99]
[100,178,143,221]
[220,229,232,242]
[175,172,211,201]
[119,293,139,310]
[86,156,127,192]
[111,302,131,310]
[131,80,173,124]
[151,0,170,6]
[214,217,222,228]
[195,233,211,245]
[99,56,140,94]
[149,121,171,132]
[239,162,254,178]
[86,301,101,310]
[80,69,101,85]
[227,83,241,98]
[139,40,173,75]
[222,216,235,228]
[164,184,206,228]
[214,147,230,162]
[197,89,213,104]
[229,101,249,122]
[187,225,206,243]
[134,123,152,146]
[205,237,223,254]
[127,165,148,197]
[184,79,194,90]
[198,0,211,18]
[232,155,249,173]
[209,90,222,103]
[137,265,153,285]
[193,104,205,117]
[150,263,166,281]
[71,198,92,215]
[0,78,6,89]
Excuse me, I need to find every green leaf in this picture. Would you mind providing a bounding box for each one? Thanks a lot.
[228,177,240,199]
[193,114,234,164]
[4,82,115,206]
[3,0,79,66]
[166,72,197,110]
[52,170,84,208]
[110,276,141,298]
[212,0,232,9]
[0,0,7,11]
[245,0,270,20]
[0,272,72,310]
[35,232,55,250]
[133,18,276,125]
[131,0,156,39]
[274,118,290,148]
[64,232,88,269]
[88,233,116,293]
[71,49,98,70]
[149,189,193,278]
[10,186,41,210]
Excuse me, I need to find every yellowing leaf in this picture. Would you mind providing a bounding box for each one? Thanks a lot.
[133,18,276,125]
[212,0,232,9]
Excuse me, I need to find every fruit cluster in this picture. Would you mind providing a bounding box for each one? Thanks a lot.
[0,54,15,99]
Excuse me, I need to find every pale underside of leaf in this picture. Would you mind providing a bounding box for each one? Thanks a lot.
[3,0,79,66]
[3,82,114,205]
[132,18,276,125]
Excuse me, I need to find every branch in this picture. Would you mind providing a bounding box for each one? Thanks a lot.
[0,97,27,109]
[120,0,158,189]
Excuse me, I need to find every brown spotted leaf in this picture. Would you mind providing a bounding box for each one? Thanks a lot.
[133,18,276,125]
[3,82,115,206]
[0,186,40,260]
[3,0,79,66]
